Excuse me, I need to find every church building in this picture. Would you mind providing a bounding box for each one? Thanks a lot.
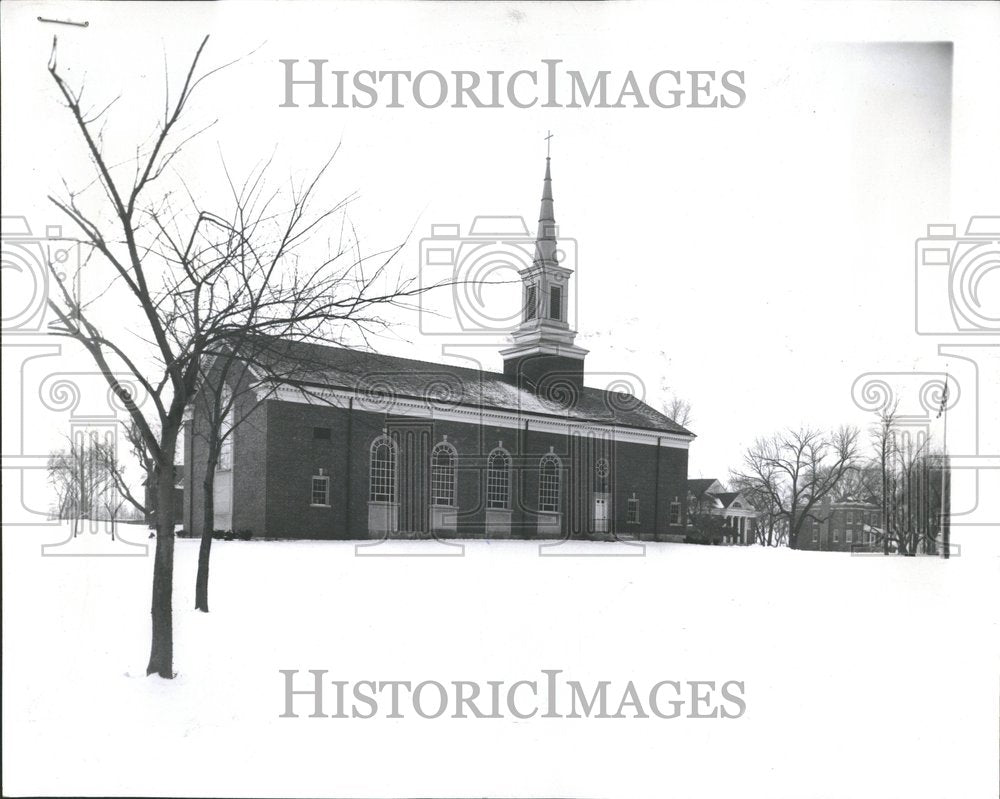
[181,154,694,541]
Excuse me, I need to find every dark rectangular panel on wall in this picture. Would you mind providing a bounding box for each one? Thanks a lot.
[388,419,432,534]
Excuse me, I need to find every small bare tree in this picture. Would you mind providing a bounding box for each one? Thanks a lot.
[92,425,149,523]
[192,335,330,612]
[662,394,693,428]
[47,433,117,536]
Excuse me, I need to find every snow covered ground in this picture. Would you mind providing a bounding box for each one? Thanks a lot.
[3,523,998,798]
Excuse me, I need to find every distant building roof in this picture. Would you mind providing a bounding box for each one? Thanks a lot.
[713,492,743,509]
[829,499,880,510]
[250,339,694,437]
[687,478,722,497]
[686,479,758,514]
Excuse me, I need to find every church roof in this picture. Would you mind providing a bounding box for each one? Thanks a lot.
[252,339,694,437]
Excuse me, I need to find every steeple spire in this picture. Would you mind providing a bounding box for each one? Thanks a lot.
[533,156,558,271]
[500,138,588,391]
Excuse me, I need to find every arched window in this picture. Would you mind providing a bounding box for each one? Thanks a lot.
[431,441,457,506]
[369,435,397,502]
[538,453,561,512]
[486,447,511,510]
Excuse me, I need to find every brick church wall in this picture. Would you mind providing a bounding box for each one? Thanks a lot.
[233,398,690,540]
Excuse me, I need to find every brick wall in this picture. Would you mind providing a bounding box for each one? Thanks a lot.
[256,399,689,540]
[796,500,880,552]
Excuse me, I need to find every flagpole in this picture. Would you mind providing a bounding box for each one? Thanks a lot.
[940,372,949,559]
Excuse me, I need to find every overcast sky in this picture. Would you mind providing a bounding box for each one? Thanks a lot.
[3,1,996,497]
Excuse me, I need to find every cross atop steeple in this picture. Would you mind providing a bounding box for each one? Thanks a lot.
[545,130,554,158]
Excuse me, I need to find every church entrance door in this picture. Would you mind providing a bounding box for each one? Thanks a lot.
[593,492,609,533]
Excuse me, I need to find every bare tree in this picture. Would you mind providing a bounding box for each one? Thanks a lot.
[830,462,880,503]
[870,402,899,555]
[93,425,149,522]
[44,36,436,677]
[48,458,73,523]
[885,433,940,556]
[102,490,128,540]
[732,426,860,549]
[728,472,782,546]
[191,335,327,612]
[47,433,116,536]
[663,394,693,428]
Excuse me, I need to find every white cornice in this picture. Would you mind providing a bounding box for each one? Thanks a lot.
[499,341,590,359]
[266,383,691,449]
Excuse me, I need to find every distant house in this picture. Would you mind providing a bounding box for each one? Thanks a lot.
[687,478,758,545]
[796,496,880,552]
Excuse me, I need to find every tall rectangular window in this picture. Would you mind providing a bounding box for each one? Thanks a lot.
[669,499,681,526]
[431,443,457,506]
[370,437,397,503]
[549,285,562,321]
[311,475,330,507]
[174,425,185,467]
[217,386,233,472]
[627,495,639,524]
[846,528,853,544]
[538,455,561,512]
[525,285,537,321]
[487,449,511,510]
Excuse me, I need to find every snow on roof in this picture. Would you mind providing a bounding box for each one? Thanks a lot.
[250,338,694,436]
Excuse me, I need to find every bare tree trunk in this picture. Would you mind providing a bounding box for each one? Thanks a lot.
[881,465,889,556]
[787,517,799,550]
[195,454,218,613]
[147,463,176,678]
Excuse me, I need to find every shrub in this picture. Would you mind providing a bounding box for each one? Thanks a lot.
[685,521,724,546]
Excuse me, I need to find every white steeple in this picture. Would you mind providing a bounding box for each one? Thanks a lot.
[501,145,588,390]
